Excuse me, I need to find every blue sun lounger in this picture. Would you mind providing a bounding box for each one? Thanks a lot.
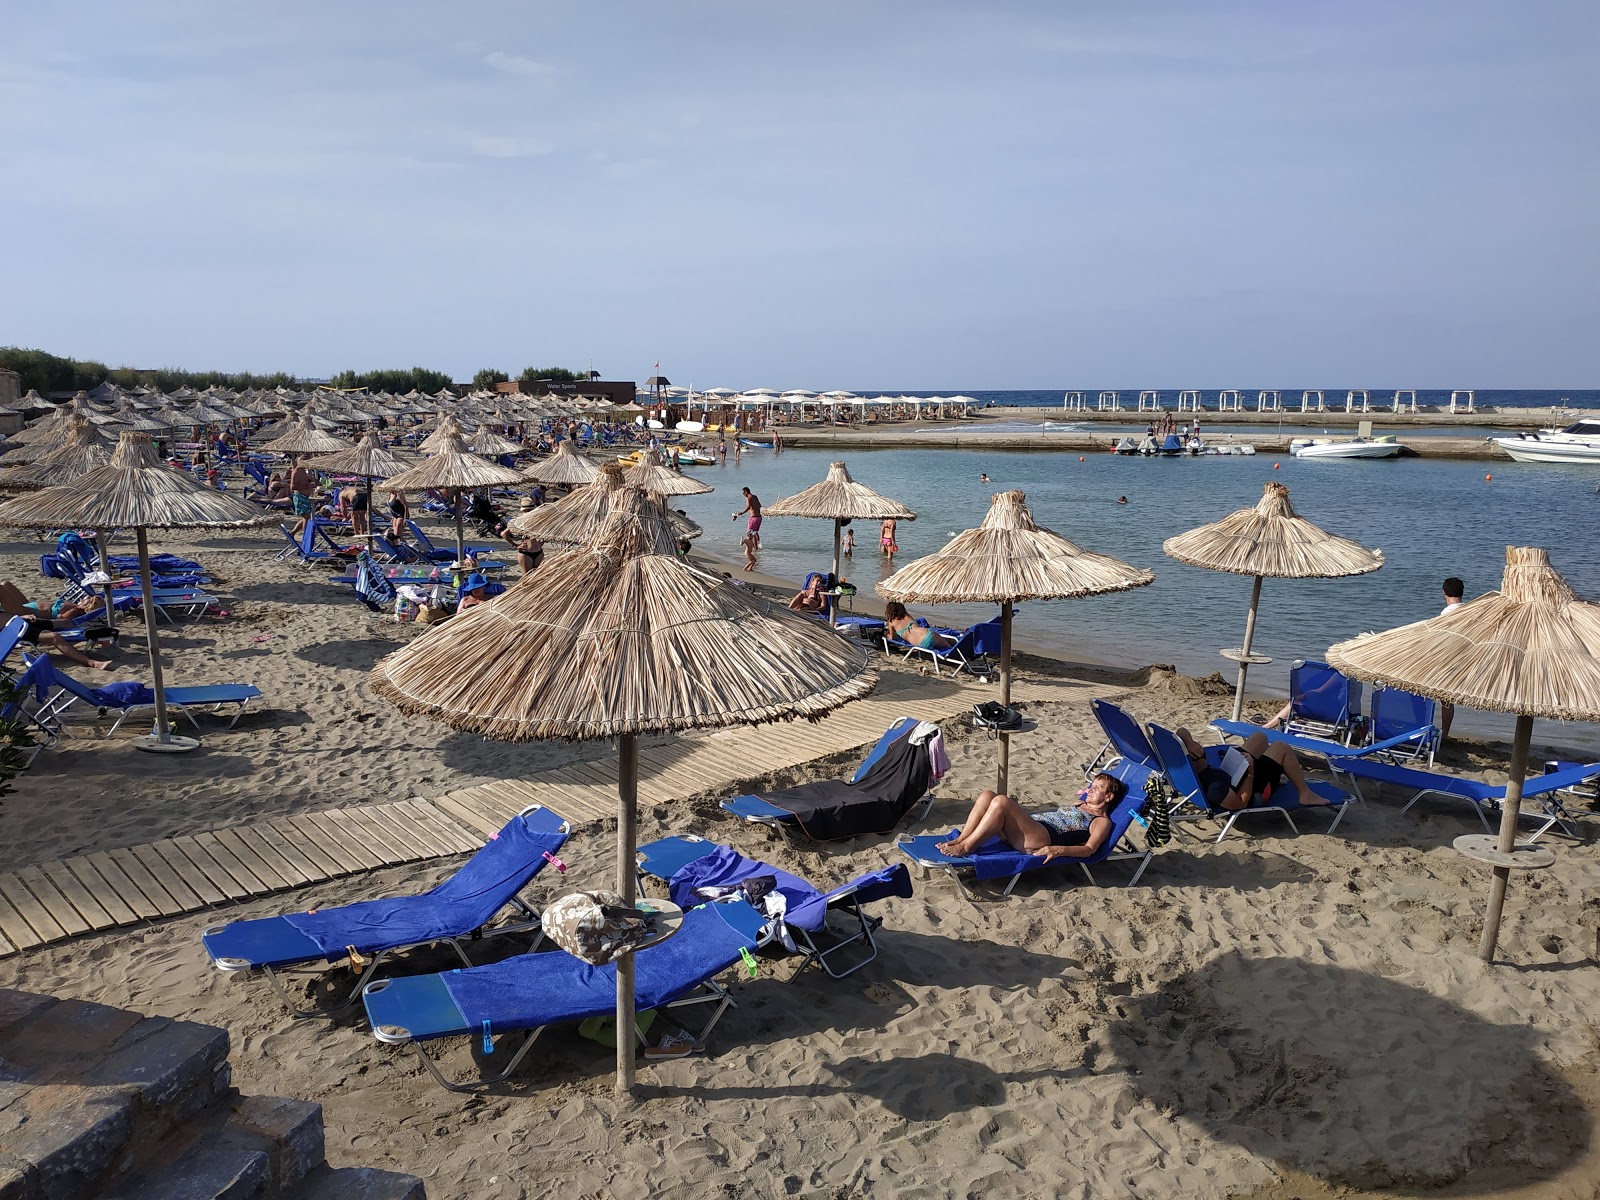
[362,898,766,1092]
[884,618,1003,678]
[1209,720,1438,765]
[1147,722,1352,842]
[1279,659,1364,743]
[204,804,570,1013]
[720,715,929,833]
[1083,698,1162,794]
[637,836,913,979]
[1329,757,1598,841]
[897,785,1155,895]
[31,658,264,734]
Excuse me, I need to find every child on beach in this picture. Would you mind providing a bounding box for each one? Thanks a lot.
[740,530,758,573]
[842,527,855,557]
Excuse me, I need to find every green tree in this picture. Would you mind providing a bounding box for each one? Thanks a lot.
[472,368,510,390]
[329,367,454,394]
[518,365,582,383]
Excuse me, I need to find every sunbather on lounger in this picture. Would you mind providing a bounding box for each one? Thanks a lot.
[884,602,954,650]
[1175,728,1329,809]
[936,773,1126,861]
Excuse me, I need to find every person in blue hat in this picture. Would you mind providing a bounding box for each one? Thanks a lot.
[456,572,491,611]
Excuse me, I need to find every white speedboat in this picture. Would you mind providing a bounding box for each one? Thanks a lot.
[1494,420,1600,463]
[1290,436,1402,460]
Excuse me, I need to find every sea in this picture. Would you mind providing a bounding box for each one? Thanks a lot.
[886,388,1600,411]
[667,405,1600,752]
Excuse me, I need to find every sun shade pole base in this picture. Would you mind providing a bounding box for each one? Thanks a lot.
[1230,575,1264,723]
[616,732,639,1099]
[998,600,1014,794]
[132,527,198,754]
[1478,713,1534,963]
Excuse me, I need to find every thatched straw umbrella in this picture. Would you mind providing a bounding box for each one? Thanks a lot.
[0,433,275,753]
[260,416,352,456]
[466,426,524,458]
[880,490,1153,791]
[523,438,600,487]
[417,415,464,456]
[372,488,876,1095]
[377,430,525,564]
[306,432,413,554]
[1328,546,1600,963]
[766,460,915,581]
[507,462,701,547]
[1163,481,1383,722]
[622,447,714,497]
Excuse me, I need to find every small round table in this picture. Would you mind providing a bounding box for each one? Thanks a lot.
[1452,834,1556,872]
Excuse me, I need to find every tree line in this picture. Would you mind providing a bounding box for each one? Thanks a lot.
[0,346,585,397]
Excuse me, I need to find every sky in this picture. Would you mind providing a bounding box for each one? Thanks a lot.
[2,1,1597,388]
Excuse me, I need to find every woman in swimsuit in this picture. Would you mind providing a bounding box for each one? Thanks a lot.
[387,491,410,540]
[883,601,953,650]
[880,517,898,558]
[936,773,1125,860]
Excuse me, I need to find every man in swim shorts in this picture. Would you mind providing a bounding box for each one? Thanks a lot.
[733,488,762,544]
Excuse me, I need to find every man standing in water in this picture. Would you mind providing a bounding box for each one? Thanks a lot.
[733,487,762,547]
[1438,576,1465,742]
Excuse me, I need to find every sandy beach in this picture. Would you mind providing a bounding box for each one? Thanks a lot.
[3,520,1600,1200]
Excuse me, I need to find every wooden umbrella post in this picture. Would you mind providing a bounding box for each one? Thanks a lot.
[132,527,199,754]
[615,732,639,1098]
[94,527,115,628]
[997,599,1014,794]
[1227,575,1267,723]
[832,518,842,583]
[1478,713,1534,963]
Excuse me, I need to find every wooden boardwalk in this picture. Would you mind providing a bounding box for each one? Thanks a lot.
[0,671,1084,958]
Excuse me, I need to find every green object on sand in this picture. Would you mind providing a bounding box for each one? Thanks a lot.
[578,1009,655,1048]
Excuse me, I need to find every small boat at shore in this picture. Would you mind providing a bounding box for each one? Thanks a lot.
[1290,436,1402,460]
[1494,420,1600,463]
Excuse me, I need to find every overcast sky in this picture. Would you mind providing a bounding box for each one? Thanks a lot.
[3,2,1596,388]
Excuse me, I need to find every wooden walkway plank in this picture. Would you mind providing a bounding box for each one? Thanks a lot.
[13,866,91,937]
[0,873,69,943]
[38,861,118,931]
[210,829,292,892]
[325,808,410,865]
[62,857,140,926]
[296,812,384,872]
[130,844,208,911]
[431,793,507,839]
[269,818,347,878]
[165,838,248,902]
[152,840,234,904]
[388,801,473,856]
[0,888,45,949]
[0,926,14,956]
[251,823,322,883]
[357,806,442,861]
[107,848,187,917]
[192,833,271,896]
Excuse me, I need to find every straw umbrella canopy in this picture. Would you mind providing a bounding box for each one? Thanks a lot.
[466,426,524,457]
[377,430,525,563]
[306,432,414,553]
[260,416,353,456]
[766,460,916,580]
[1163,481,1384,722]
[880,490,1153,790]
[522,438,600,487]
[371,486,876,1095]
[417,415,464,455]
[507,462,700,547]
[0,417,111,490]
[1328,546,1600,963]
[622,446,714,497]
[0,432,275,753]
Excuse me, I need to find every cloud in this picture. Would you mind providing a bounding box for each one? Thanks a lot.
[465,133,554,159]
[484,51,553,80]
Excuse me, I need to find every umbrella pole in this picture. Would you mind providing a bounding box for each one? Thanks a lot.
[616,733,639,1098]
[95,528,115,628]
[364,475,374,556]
[1478,713,1533,963]
[1230,575,1264,722]
[832,519,842,582]
[455,498,467,567]
[132,527,198,754]
[998,600,1014,794]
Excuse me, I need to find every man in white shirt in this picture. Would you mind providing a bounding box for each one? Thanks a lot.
[1438,577,1465,741]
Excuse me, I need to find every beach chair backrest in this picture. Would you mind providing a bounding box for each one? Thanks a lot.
[0,617,28,667]
[966,619,1005,659]
[1093,786,1151,863]
[1370,687,1435,741]
[851,716,917,783]
[1289,659,1358,727]
[1146,723,1209,812]
[299,520,321,557]
[1092,699,1158,768]
[406,520,440,554]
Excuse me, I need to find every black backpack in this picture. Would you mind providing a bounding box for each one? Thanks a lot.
[972,701,1023,731]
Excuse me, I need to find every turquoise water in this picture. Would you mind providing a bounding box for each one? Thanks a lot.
[674,445,1600,746]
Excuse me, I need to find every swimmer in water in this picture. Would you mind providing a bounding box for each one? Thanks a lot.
[1117,496,1129,505]
[980,473,991,483]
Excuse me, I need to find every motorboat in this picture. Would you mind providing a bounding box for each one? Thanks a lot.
[1290,436,1402,460]
[1494,420,1600,463]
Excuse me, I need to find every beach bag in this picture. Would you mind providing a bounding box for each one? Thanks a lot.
[1140,775,1172,848]
[541,890,659,966]
[972,701,1023,732]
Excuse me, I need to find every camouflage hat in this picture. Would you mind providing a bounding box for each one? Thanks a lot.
[541,891,683,965]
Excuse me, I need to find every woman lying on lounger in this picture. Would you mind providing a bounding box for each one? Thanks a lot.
[936,773,1126,861]
[883,601,955,651]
